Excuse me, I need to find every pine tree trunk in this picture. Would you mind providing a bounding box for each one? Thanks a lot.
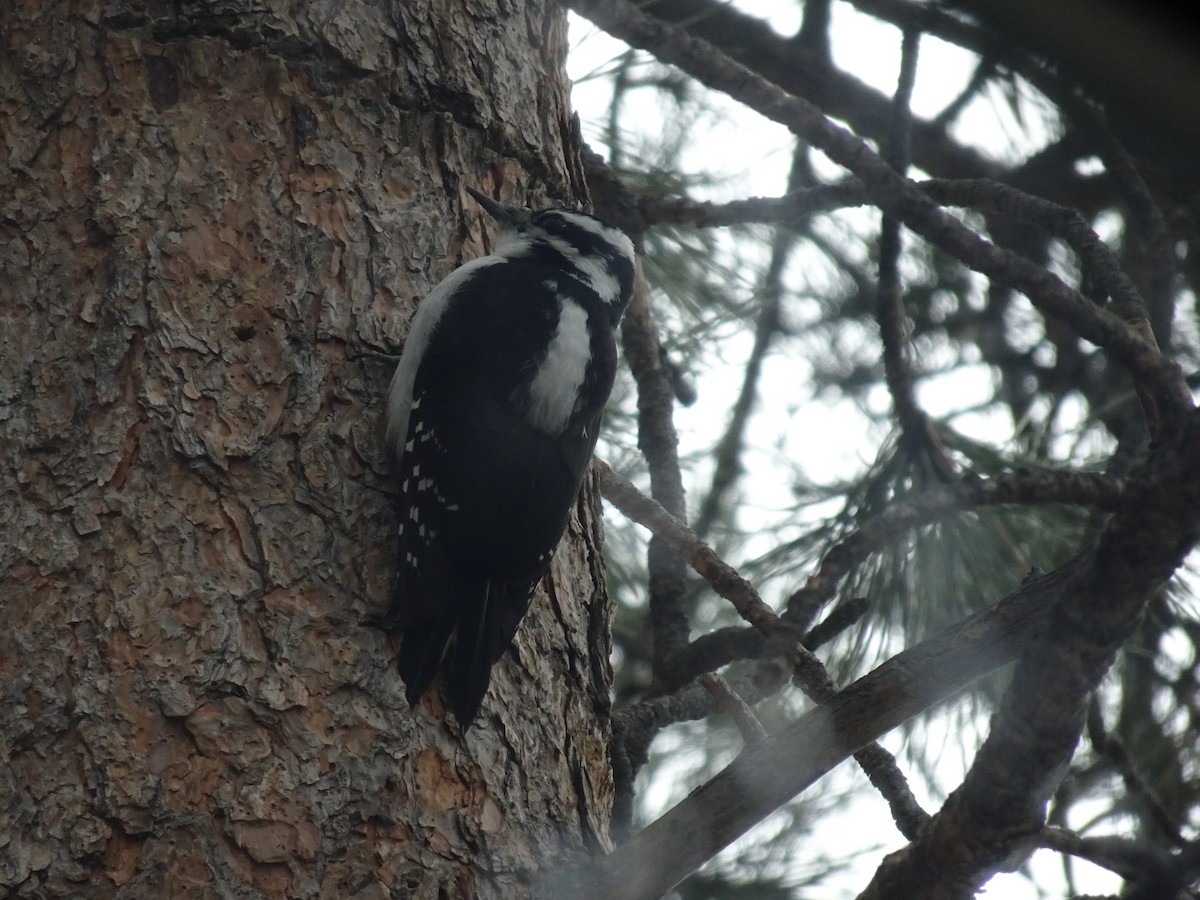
[1,3,614,896]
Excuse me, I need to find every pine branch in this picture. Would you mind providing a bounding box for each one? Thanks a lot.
[875,27,957,482]
[542,563,1077,899]
[599,461,1129,677]
[603,0,1000,181]
[858,416,1200,896]
[597,459,928,842]
[566,0,1193,426]
[785,469,1127,628]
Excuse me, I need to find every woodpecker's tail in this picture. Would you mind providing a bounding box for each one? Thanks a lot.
[397,577,535,727]
[442,579,501,725]
[396,615,451,717]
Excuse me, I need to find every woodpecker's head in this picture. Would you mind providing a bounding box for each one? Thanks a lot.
[466,187,636,318]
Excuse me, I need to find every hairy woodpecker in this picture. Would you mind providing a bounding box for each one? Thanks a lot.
[381,188,636,726]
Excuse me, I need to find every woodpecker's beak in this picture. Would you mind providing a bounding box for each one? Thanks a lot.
[466,187,531,229]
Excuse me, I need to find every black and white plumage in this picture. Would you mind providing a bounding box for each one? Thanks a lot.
[381,188,636,726]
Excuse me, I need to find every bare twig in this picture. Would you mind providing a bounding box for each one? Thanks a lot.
[607,271,694,836]
[636,172,1156,362]
[803,596,870,650]
[636,595,869,689]
[693,142,805,538]
[639,175,1162,338]
[698,673,769,744]
[656,625,766,681]
[1038,827,1179,882]
[596,459,777,632]
[586,159,694,687]
[637,179,864,229]
[1086,698,1186,847]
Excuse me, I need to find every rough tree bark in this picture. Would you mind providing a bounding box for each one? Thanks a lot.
[0,2,615,896]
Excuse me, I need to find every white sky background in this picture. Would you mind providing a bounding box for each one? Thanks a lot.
[566,3,1131,896]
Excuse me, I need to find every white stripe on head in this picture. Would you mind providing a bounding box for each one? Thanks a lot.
[539,234,623,304]
[548,211,635,264]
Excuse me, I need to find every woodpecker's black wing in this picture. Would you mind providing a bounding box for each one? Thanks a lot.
[385,261,617,725]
